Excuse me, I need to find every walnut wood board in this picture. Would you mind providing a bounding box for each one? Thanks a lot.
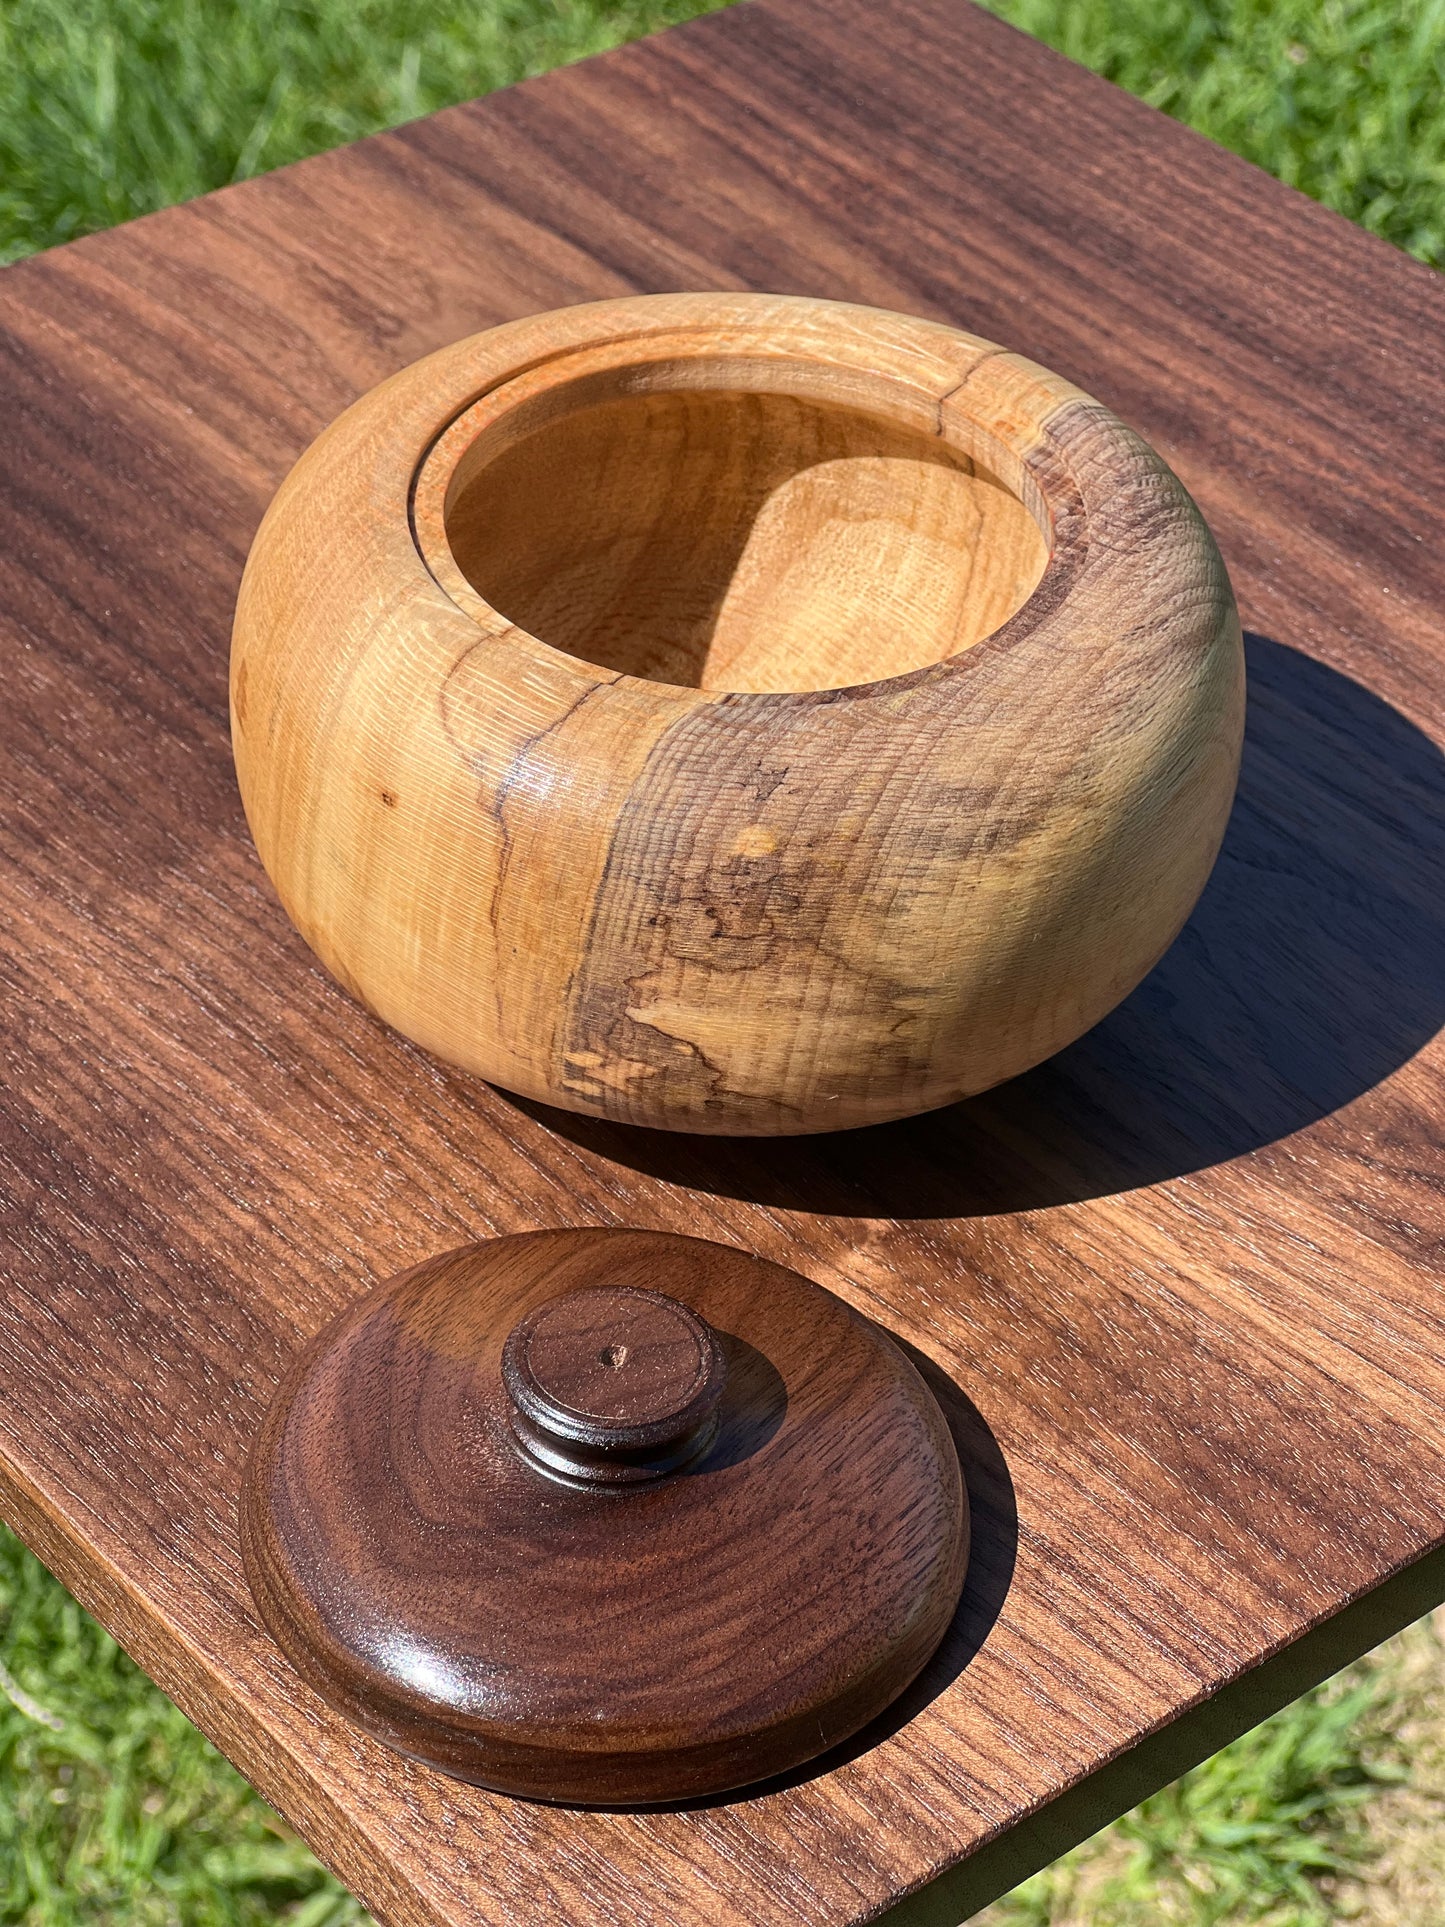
[0,1,1443,1924]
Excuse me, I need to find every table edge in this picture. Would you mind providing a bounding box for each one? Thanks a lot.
[874,1538,1445,1926]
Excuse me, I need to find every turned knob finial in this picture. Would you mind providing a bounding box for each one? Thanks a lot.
[501,1285,727,1485]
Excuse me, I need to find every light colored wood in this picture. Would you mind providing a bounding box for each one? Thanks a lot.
[437,384,1046,691]
[231,293,1243,1135]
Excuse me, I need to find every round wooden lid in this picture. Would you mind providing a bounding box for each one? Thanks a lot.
[241,1228,968,1805]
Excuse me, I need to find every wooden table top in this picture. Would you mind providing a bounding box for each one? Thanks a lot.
[2,1,1444,1922]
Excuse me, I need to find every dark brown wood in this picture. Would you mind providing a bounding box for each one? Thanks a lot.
[501,1277,729,1482]
[0,0,1443,1921]
[242,1228,968,1803]
[880,1539,1445,1924]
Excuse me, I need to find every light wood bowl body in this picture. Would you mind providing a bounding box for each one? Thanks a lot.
[231,293,1244,1136]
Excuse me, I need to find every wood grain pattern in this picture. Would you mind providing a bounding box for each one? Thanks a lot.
[242,1228,967,1803]
[231,293,1242,1134]
[0,0,1443,1922]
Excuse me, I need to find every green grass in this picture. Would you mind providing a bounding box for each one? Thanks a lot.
[0,1527,368,1926]
[1,0,1442,1919]
[983,0,1445,269]
[1,0,1443,267]
[0,0,725,263]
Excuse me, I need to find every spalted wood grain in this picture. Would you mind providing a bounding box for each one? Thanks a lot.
[232,292,1241,1133]
[242,1229,967,1804]
[0,0,1443,1924]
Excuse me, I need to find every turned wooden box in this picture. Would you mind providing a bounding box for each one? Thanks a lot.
[6,0,1445,1921]
[231,293,1244,1136]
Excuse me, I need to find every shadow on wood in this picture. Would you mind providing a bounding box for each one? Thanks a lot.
[510,634,1445,1213]
[644,1338,1018,1811]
